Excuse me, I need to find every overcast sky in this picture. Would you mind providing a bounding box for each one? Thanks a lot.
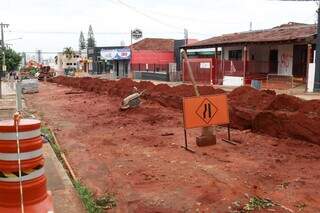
[0,0,318,56]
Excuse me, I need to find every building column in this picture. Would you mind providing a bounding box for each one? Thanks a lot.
[243,45,248,85]
[306,44,314,92]
[306,44,313,81]
[214,46,218,85]
[221,47,225,83]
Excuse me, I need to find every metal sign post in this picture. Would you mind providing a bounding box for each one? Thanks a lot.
[182,129,195,153]
[182,50,217,147]
[182,94,230,152]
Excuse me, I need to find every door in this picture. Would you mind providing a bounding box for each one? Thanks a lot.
[293,45,307,78]
[212,58,217,84]
[115,61,119,77]
[124,60,128,77]
[269,49,278,74]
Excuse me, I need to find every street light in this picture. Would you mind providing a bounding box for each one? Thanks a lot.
[5,37,23,42]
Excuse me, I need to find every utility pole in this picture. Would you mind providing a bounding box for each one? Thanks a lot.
[314,1,320,91]
[37,50,42,64]
[277,0,319,91]
[0,22,9,99]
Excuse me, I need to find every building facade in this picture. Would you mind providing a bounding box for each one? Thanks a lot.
[87,46,131,79]
[184,22,316,87]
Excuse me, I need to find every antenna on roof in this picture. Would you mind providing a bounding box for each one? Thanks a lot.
[250,21,253,31]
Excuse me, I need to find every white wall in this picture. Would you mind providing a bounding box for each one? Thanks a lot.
[222,44,294,76]
[57,53,80,69]
[277,44,293,76]
[307,63,315,92]
[247,44,293,75]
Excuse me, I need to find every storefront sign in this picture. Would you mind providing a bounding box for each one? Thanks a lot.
[200,62,210,69]
[100,48,131,60]
[132,29,143,40]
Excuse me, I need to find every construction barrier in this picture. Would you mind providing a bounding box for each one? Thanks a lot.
[0,118,53,213]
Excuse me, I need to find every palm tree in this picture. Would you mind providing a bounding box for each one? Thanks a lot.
[63,47,75,59]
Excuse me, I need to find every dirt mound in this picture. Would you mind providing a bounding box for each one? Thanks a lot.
[253,111,320,144]
[137,81,156,91]
[229,106,260,130]
[299,99,320,115]
[145,84,225,110]
[169,84,197,97]
[52,76,226,110]
[151,84,172,94]
[267,94,304,112]
[228,86,275,110]
[51,76,320,144]
[108,78,138,98]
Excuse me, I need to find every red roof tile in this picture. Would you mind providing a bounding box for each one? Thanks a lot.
[188,22,316,48]
[131,38,174,51]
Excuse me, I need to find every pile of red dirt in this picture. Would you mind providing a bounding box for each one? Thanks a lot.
[299,99,320,115]
[51,76,320,144]
[266,94,303,112]
[253,111,320,144]
[228,87,320,144]
[227,86,276,130]
[228,86,276,110]
[52,76,225,108]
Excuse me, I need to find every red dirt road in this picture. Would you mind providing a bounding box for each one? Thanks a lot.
[26,82,320,213]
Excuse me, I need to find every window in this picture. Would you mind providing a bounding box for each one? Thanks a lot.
[229,50,242,60]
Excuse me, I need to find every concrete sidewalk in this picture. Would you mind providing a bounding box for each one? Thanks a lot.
[0,81,85,213]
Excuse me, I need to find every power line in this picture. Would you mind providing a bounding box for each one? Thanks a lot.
[8,29,213,37]
[10,31,129,35]
[109,0,184,30]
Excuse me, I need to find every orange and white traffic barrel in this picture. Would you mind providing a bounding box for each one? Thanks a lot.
[0,118,53,213]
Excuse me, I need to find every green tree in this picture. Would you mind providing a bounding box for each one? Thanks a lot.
[0,48,22,71]
[79,31,86,51]
[63,47,75,59]
[87,25,96,48]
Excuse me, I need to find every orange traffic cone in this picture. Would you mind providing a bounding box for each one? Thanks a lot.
[0,117,53,213]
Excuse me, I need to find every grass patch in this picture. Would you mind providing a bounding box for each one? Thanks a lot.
[74,181,117,212]
[41,126,62,160]
[41,126,54,142]
[95,194,117,210]
[243,196,275,211]
[74,181,102,213]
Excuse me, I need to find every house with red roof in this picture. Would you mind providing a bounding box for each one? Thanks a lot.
[131,38,198,81]
[184,22,316,88]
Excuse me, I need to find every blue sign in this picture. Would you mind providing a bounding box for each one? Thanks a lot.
[100,48,131,60]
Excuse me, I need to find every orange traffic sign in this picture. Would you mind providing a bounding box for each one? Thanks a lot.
[183,94,229,129]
